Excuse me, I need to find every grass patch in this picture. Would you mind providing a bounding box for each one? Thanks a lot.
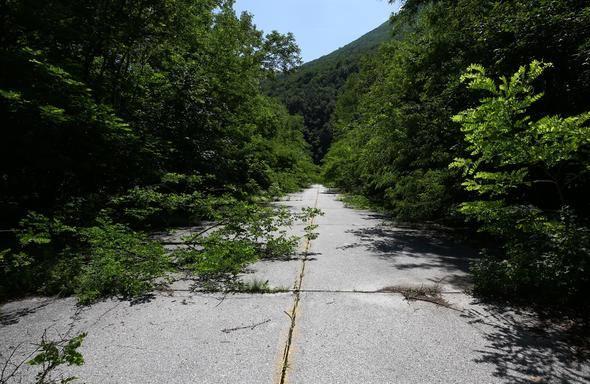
[233,279,289,294]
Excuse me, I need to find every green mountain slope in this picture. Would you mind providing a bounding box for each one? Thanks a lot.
[265,21,394,162]
[304,20,392,68]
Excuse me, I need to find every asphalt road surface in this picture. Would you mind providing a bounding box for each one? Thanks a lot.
[1,185,588,383]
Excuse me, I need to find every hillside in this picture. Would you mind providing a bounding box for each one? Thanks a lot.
[265,21,394,162]
[304,20,392,68]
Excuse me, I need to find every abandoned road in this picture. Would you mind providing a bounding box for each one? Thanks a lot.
[1,185,589,383]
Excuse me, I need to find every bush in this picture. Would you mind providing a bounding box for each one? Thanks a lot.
[75,219,169,304]
[174,201,320,290]
[0,214,169,304]
[472,208,590,305]
[384,169,455,221]
[185,235,258,280]
[0,213,79,300]
[453,61,590,306]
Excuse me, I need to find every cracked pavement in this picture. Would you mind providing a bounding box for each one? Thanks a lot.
[1,185,589,383]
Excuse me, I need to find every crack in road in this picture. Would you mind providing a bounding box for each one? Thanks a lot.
[278,186,320,384]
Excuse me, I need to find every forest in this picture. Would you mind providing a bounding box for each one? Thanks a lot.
[265,21,393,162]
[1,0,589,311]
[0,0,316,303]
[323,0,590,307]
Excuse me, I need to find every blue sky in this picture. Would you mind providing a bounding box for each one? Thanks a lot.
[234,0,400,63]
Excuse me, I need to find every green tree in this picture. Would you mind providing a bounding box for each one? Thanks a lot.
[262,31,302,73]
[324,0,590,222]
[0,0,314,302]
[452,61,590,304]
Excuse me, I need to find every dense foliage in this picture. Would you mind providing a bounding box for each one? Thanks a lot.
[266,22,394,162]
[174,203,321,291]
[2,0,589,309]
[453,61,590,304]
[0,0,316,302]
[323,0,590,306]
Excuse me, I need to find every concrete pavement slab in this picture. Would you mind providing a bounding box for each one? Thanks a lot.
[1,293,294,384]
[287,292,504,384]
[302,188,474,293]
[284,186,590,384]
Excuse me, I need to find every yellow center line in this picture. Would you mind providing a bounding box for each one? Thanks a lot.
[277,186,321,384]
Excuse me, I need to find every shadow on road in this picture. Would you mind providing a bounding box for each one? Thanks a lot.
[342,225,477,290]
[0,300,55,326]
[340,222,590,381]
[464,304,590,383]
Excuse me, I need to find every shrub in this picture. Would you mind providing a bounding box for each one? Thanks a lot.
[453,61,590,306]
[174,201,321,290]
[0,214,169,304]
[0,213,79,300]
[75,219,169,304]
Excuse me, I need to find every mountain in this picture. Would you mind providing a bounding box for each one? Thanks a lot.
[265,21,394,162]
[304,20,392,68]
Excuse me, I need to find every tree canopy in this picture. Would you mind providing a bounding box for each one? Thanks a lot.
[0,0,316,301]
[322,0,590,306]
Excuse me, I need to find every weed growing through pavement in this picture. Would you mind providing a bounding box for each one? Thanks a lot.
[173,204,323,292]
[1,331,87,384]
[233,279,289,294]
